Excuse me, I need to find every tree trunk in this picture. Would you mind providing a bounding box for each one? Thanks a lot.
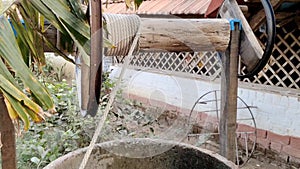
[0,93,17,169]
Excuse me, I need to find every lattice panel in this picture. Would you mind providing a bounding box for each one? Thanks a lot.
[242,24,300,89]
[114,23,299,90]
[126,51,222,78]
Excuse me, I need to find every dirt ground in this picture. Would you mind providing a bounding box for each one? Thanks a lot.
[102,99,299,169]
[183,135,299,169]
[243,154,298,169]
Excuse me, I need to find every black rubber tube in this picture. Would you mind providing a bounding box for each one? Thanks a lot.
[238,0,276,79]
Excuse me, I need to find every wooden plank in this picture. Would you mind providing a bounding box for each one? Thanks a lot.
[219,0,263,71]
[275,12,295,21]
[43,17,231,53]
[249,0,284,31]
[219,21,240,162]
[139,18,230,52]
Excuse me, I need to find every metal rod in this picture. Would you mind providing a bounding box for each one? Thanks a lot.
[197,106,257,113]
[245,133,249,157]
[235,137,240,166]
[237,118,254,121]
[188,131,255,137]
[215,91,219,120]
[197,99,221,104]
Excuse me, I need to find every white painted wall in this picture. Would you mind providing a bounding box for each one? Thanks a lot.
[238,88,300,137]
[110,67,300,137]
[45,55,300,137]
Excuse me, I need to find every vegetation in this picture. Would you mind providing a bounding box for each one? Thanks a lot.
[16,80,91,169]
[0,0,91,131]
[13,63,168,168]
[14,64,115,169]
[0,0,144,168]
[0,0,144,132]
[0,1,92,167]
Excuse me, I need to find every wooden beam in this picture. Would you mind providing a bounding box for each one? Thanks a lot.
[219,21,240,163]
[275,12,297,27]
[239,5,249,16]
[87,0,103,116]
[219,0,263,71]
[43,18,231,53]
[275,12,295,20]
[249,0,284,31]
[139,18,230,52]
[296,12,300,29]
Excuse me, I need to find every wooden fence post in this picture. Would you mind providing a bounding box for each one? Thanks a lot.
[0,93,17,169]
[219,20,241,162]
[88,0,103,116]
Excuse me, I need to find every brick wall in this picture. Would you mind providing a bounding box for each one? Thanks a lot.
[127,92,300,166]
[237,124,300,166]
[110,67,300,164]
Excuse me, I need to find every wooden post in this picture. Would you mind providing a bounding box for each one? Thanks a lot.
[219,20,241,162]
[88,0,103,116]
[0,93,17,169]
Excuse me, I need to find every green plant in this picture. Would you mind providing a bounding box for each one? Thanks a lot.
[0,1,145,168]
[15,67,117,169]
[15,80,86,169]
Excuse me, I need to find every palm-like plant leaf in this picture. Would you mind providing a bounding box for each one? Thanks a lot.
[0,0,91,131]
[0,0,145,132]
[3,92,30,131]
[16,0,46,65]
[0,75,44,114]
[0,16,54,130]
[41,0,90,39]
[0,0,15,14]
[0,16,54,109]
[0,56,18,86]
[8,4,45,67]
[31,0,91,64]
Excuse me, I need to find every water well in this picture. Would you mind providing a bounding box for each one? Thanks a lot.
[44,138,237,169]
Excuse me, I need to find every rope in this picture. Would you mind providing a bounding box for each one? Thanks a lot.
[103,14,140,56]
[78,15,141,169]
